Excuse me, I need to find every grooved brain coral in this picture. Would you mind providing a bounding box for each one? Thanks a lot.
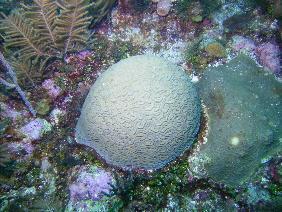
[75,55,201,169]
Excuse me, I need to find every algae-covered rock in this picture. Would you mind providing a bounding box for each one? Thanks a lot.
[20,118,52,141]
[195,54,281,187]
[76,55,201,170]
[192,15,203,23]
[205,42,226,58]
[36,99,50,116]
[66,165,115,211]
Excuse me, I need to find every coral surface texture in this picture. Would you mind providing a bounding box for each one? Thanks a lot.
[76,55,201,169]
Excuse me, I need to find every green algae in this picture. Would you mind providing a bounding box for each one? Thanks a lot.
[66,197,114,212]
[89,36,141,68]
[36,99,51,116]
[192,15,203,22]
[132,0,150,12]
[176,0,222,20]
[195,54,282,187]
[205,41,226,58]
[110,159,191,210]
[185,38,207,70]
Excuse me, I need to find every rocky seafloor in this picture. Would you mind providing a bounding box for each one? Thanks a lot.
[0,0,281,211]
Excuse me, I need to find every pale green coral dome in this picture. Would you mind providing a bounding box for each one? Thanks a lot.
[75,55,201,169]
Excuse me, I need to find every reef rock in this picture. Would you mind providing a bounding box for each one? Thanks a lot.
[67,165,115,211]
[42,79,62,99]
[194,54,281,186]
[20,118,52,141]
[76,55,201,170]
[231,35,256,54]
[256,42,281,76]
[157,0,172,16]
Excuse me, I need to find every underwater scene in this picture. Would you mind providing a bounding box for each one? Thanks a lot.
[0,0,281,211]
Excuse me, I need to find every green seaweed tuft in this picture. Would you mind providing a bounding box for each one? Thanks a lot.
[110,159,190,210]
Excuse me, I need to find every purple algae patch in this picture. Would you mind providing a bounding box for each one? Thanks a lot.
[69,165,114,202]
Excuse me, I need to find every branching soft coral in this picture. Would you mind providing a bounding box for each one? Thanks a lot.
[23,0,58,50]
[0,52,37,116]
[0,12,50,63]
[0,0,93,84]
[56,0,92,54]
[89,0,116,27]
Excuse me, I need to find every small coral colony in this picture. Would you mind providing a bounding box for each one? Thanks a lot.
[0,0,281,211]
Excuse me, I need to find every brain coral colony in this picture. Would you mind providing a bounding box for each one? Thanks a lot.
[76,55,201,169]
[0,0,282,211]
